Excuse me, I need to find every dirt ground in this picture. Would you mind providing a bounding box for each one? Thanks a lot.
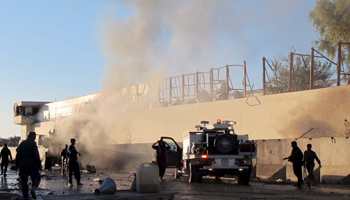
[1,167,350,200]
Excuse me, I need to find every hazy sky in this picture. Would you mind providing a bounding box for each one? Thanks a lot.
[0,0,320,138]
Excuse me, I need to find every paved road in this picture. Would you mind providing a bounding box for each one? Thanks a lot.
[162,176,350,199]
[0,167,350,199]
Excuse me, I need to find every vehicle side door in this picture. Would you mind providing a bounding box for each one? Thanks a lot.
[161,137,182,168]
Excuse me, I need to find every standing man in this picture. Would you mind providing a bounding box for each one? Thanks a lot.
[16,132,41,200]
[283,141,304,188]
[68,138,82,187]
[304,144,321,188]
[0,144,13,176]
[60,144,68,175]
[152,139,170,181]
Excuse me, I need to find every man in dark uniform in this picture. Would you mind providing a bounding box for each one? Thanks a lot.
[0,143,13,176]
[16,132,41,200]
[152,139,170,181]
[60,144,68,175]
[304,144,321,188]
[68,138,82,187]
[283,141,303,188]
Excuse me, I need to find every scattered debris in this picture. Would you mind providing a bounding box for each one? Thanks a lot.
[93,178,102,182]
[120,184,129,187]
[87,165,96,174]
[93,178,117,195]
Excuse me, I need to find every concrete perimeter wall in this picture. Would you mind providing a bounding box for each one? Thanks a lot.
[106,85,350,144]
[17,85,350,173]
[256,137,350,184]
[20,85,350,144]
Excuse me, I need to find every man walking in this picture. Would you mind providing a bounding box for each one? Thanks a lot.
[152,139,170,181]
[16,132,41,200]
[60,144,68,175]
[283,141,304,188]
[68,138,82,187]
[304,144,321,188]
[0,144,12,176]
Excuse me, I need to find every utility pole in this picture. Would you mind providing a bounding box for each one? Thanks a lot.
[262,57,266,95]
[337,42,341,86]
[310,47,314,90]
[243,61,246,97]
[288,53,293,92]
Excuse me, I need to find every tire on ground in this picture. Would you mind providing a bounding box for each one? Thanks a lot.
[174,168,181,179]
[188,163,202,183]
[238,168,251,185]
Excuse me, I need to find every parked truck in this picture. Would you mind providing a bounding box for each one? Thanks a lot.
[161,119,256,184]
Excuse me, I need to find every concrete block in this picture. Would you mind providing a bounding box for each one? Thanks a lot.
[256,164,285,180]
[321,165,350,184]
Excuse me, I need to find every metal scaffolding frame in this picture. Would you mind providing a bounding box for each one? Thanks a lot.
[263,45,346,95]
[158,63,248,105]
[337,42,350,86]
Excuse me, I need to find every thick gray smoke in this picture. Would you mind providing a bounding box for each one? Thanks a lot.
[98,0,250,91]
[53,95,155,171]
[51,0,310,171]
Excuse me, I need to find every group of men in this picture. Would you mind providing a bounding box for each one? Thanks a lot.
[0,134,322,199]
[0,132,83,200]
[283,141,321,189]
[153,139,322,188]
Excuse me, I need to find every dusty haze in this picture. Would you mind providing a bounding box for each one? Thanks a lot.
[54,0,249,171]
[51,0,308,171]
